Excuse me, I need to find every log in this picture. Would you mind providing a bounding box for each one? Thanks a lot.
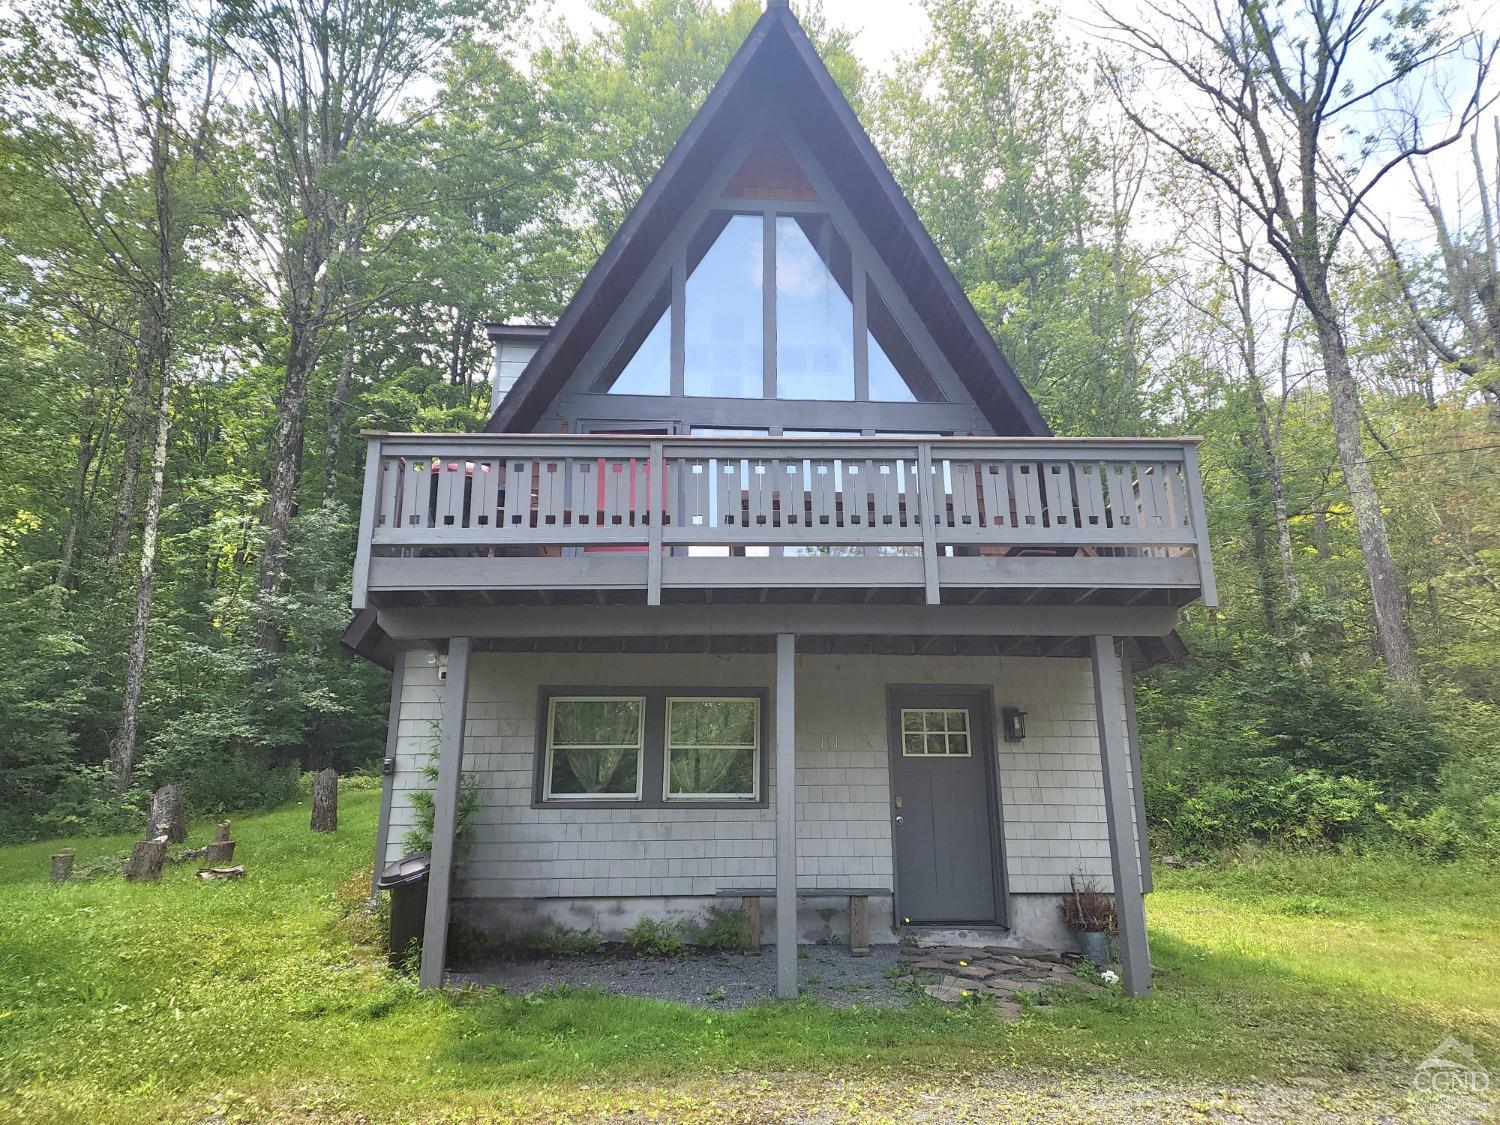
[203,839,236,866]
[198,865,244,881]
[310,769,338,832]
[147,785,186,844]
[213,820,231,843]
[125,836,168,883]
[50,849,75,884]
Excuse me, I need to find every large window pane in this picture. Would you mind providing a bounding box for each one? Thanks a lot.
[591,284,670,395]
[546,697,644,798]
[685,214,763,398]
[867,280,942,402]
[776,215,854,400]
[667,698,759,798]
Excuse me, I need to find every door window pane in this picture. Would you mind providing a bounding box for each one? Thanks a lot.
[685,214,763,398]
[666,698,760,798]
[899,708,973,756]
[776,215,854,400]
[545,697,645,798]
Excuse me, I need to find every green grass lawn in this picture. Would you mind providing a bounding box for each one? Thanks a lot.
[1,792,1496,1122]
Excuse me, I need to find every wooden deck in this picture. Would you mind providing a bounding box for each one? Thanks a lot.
[352,433,1216,610]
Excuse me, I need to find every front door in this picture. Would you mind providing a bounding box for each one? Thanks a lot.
[887,688,1002,925]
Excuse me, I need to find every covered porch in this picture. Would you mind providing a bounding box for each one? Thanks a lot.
[367,604,1162,1000]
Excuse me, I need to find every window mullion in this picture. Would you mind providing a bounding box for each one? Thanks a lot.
[762,208,776,400]
[670,257,686,398]
[853,262,869,402]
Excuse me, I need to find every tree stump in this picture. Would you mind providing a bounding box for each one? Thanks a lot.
[125,836,168,883]
[204,839,236,866]
[310,769,338,832]
[213,820,231,843]
[147,785,186,844]
[50,849,75,883]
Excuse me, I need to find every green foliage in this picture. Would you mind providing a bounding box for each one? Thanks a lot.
[623,915,688,956]
[687,904,750,951]
[511,922,606,957]
[401,760,482,857]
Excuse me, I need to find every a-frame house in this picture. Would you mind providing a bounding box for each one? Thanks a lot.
[348,0,1215,999]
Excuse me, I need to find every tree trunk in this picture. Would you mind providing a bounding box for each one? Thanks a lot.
[104,352,153,573]
[322,316,357,505]
[1248,378,1298,601]
[125,837,168,883]
[1307,285,1419,684]
[254,319,318,651]
[204,839,236,866]
[146,784,186,843]
[311,768,338,832]
[107,348,172,793]
[50,850,75,883]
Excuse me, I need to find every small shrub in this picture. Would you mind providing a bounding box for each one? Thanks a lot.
[401,763,481,856]
[624,916,688,956]
[1059,876,1117,934]
[513,922,604,957]
[688,905,749,950]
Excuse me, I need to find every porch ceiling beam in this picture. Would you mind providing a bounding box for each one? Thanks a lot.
[375,603,1180,641]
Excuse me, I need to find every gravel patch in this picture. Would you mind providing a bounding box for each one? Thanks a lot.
[453,943,910,1008]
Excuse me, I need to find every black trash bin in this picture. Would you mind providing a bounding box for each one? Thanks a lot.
[376,852,430,970]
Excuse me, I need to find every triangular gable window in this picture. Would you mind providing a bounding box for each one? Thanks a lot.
[594,136,942,404]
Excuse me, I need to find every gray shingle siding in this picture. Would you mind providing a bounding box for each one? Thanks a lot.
[386,651,1143,898]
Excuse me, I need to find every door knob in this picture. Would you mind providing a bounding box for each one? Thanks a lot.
[895,815,904,825]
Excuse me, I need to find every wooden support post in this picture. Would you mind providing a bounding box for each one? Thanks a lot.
[147,785,186,844]
[310,768,339,832]
[50,849,75,883]
[372,657,406,895]
[1091,635,1151,997]
[743,895,762,954]
[916,445,941,605]
[125,836,168,883]
[775,632,797,999]
[647,441,664,606]
[420,637,471,989]
[848,894,869,956]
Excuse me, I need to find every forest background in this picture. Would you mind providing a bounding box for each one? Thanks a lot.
[1,0,1495,862]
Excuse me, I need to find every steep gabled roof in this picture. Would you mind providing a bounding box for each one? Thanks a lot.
[487,1,1049,436]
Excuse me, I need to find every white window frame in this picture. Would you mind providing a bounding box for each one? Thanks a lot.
[543,695,647,801]
[899,707,974,757]
[663,695,762,801]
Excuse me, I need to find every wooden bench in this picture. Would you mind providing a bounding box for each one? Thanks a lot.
[715,887,892,956]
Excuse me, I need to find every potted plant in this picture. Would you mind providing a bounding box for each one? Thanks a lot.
[1059,875,1116,967]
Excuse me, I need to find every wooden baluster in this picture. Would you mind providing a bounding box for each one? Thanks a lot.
[747,459,775,527]
[978,460,1011,532]
[1162,461,1189,528]
[1010,461,1044,531]
[843,460,868,527]
[716,457,742,528]
[949,460,980,528]
[401,457,430,527]
[1104,462,1137,532]
[683,460,710,529]
[1072,461,1108,538]
[435,459,463,527]
[502,460,532,529]
[809,460,837,528]
[378,459,400,528]
[602,459,631,528]
[537,460,568,527]
[1041,462,1074,529]
[474,460,500,528]
[1137,462,1167,528]
[871,460,899,529]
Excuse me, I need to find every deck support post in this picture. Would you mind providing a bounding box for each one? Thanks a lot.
[420,636,472,989]
[371,655,407,896]
[1090,635,1151,997]
[774,632,797,999]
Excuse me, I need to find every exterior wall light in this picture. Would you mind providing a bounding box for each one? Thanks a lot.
[1001,706,1026,742]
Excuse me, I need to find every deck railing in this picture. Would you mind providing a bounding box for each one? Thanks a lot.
[353,433,1215,608]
